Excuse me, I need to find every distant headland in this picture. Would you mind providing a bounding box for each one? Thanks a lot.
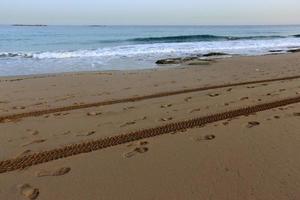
[12,24,48,27]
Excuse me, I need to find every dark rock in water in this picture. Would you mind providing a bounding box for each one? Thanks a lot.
[293,34,300,38]
[155,58,183,65]
[202,52,228,57]
[156,55,215,66]
[156,55,218,65]
[269,50,284,53]
[287,48,300,53]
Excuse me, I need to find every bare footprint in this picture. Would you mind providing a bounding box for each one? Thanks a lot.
[160,104,172,108]
[35,167,71,177]
[195,134,216,142]
[184,97,192,102]
[18,184,39,200]
[208,93,219,97]
[127,141,148,147]
[12,106,26,110]
[77,131,96,137]
[190,108,201,113]
[87,111,102,116]
[139,141,149,146]
[247,121,260,128]
[160,117,173,122]
[22,139,46,147]
[293,112,300,117]
[120,121,136,127]
[123,106,135,111]
[26,129,39,136]
[124,147,149,158]
[222,121,229,126]
[240,97,249,101]
[204,135,216,140]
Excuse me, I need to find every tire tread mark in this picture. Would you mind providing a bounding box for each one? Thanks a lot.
[1,95,300,173]
[1,75,300,123]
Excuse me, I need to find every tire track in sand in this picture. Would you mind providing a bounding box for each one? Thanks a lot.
[1,75,300,123]
[1,95,300,173]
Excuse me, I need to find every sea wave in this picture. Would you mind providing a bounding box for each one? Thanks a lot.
[128,34,286,43]
[1,35,300,60]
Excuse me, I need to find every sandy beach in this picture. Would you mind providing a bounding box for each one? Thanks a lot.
[1,52,300,199]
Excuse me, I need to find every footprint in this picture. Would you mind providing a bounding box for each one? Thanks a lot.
[293,112,300,117]
[62,131,71,135]
[18,184,39,200]
[222,121,229,126]
[240,97,249,101]
[123,106,135,111]
[12,106,26,110]
[124,147,149,158]
[160,104,172,108]
[184,97,192,102]
[160,117,173,122]
[22,139,46,147]
[190,108,201,113]
[139,141,149,146]
[127,141,148,147]
[120,121,136,127]
[208,93,219,97]
[26,129,39,136]
[35,167,71,177]
[77,131,96,137]
[204,134,216,140]
[195,134,216,142]
[87,111,102,116]
[247,121,260,128]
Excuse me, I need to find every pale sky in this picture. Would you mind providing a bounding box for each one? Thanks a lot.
[1,0,300,25]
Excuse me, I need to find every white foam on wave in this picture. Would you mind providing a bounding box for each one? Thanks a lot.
[29,37,300,59]
[1,37,300,76]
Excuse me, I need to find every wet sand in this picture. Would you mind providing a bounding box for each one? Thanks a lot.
[1,53,300,199]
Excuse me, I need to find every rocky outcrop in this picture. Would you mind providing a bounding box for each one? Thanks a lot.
[155,52,230,66]
[287,48,300,53]
[202,52,229,57]
[155,56,214,65]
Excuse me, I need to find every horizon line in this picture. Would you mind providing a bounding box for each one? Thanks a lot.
[1,24,300,27]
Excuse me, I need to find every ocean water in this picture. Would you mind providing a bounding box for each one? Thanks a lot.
[1,25,300,76]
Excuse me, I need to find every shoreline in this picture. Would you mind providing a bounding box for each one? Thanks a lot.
[0,51,299,79]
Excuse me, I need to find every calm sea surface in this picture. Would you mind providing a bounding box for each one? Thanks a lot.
[1,25,300,76]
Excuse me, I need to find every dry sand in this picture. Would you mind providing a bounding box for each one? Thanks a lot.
[1,53,300,199]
